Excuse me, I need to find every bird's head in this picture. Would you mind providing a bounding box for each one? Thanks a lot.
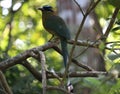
[38,5,54,12]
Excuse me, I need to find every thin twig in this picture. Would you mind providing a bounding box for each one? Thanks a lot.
[22,60,42,82]
[104,8,120,39]
[68,39,99,48]
[86,0,101,15]
[72,59,94,71]
[52,45,94,71]
[64,12,87,83]
[47,71,62,82]
[105,47,119,55]
[74,37,101,58]
[47,71,107,78]
[63,0,101,83]
[73,0,85,16]
[106,41,120,44]
[0,71,13,94]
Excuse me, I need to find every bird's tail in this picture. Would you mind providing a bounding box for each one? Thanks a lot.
[60,38,68,67]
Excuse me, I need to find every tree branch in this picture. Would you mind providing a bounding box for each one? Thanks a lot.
[21,60,42,82]
[73,0,85,16]
[86,0,101,15]
[0,39,101,74]
[63,0,101,82]
[47,71,107,78]
[0,39,112,72]
[68,39,99,48]
[0,71,13,94]
[39,51,47,94]
[104,8,120,39]
[52,45,94,71]
[0,42,56,70]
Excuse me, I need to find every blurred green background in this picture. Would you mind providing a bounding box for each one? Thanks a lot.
[0,0,120,94]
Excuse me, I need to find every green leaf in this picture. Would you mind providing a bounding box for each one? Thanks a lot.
[99,42,105,51]
[116,19,120,25]
[112,26,120,32]
[108,54,120,60]
[108,0,120,8]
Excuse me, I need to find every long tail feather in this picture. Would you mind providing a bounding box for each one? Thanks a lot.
[60,38,68,67]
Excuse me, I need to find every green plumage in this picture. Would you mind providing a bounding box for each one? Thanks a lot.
[60,38,68,67]
[38,5,71,67]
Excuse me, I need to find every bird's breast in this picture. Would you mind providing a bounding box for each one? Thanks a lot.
[42,20,56,35]
[42,16,57,35]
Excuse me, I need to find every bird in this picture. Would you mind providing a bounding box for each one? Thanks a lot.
[38,5,71,67]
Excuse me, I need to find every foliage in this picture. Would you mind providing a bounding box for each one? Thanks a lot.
[0,0,120,94]
[108,0,120,8]
[0,0,57,94]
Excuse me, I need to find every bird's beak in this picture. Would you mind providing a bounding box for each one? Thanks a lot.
[37,7,43,11]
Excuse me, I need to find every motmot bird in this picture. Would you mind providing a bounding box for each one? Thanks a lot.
[38,5,71,67]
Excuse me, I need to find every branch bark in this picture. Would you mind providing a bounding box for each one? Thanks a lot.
[46,71,107,79]
[0,40,97,71]
[0,42,56,70]
[104,8,120,39]
[21,60,42,82]
[0,71,13,94]
[39,51,47,94]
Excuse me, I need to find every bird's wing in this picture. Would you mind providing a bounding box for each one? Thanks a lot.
[45,15,71,40]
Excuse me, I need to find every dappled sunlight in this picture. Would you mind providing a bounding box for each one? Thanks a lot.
[13,2,22,11]
[0,0,120,94]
